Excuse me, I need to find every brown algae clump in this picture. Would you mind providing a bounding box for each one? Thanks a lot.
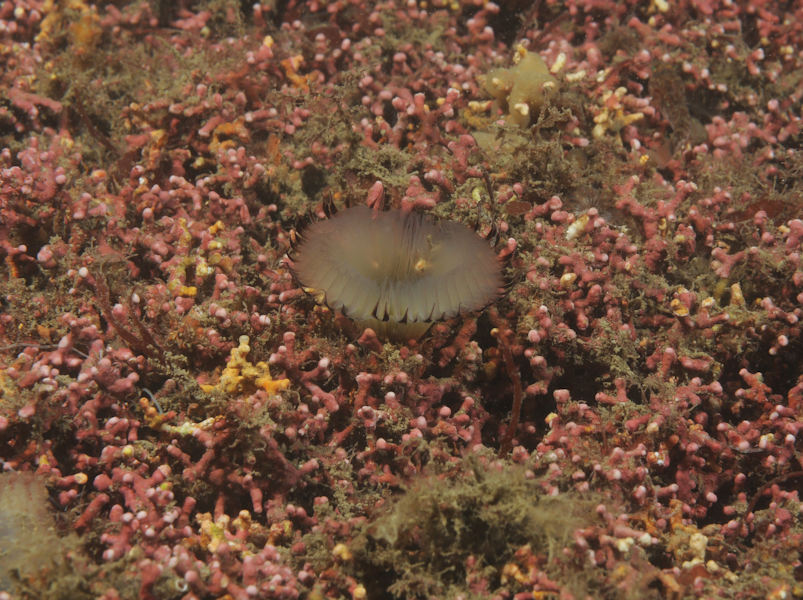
[346,457,596,598]
[289,206,503,340]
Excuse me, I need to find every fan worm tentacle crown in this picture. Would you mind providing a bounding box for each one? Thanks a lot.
[290,206,503,340]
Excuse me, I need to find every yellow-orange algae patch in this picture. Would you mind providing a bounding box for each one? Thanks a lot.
[201,335,290,396]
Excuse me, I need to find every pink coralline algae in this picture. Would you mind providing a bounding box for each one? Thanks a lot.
[1,0,802,598]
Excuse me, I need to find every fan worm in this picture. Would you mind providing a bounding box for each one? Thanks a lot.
[290,206,503,340]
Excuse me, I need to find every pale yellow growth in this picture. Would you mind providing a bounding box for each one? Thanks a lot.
[565,213,590,241]
[593,87,644,139]
[565,69,587,83]
[161,416,220,437]
[196,512,230,554]
[729,282,745,306]
[550,52,567,74]
[559,272,577,288]
[332,543,353,561]
[670,298,690,317]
